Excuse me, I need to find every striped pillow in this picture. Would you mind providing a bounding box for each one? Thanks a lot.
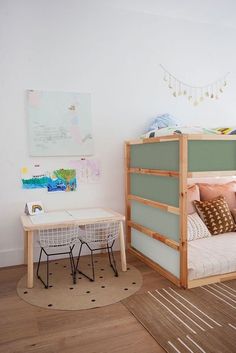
[188,212,211,241]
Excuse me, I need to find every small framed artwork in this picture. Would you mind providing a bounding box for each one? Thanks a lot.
[25,201,45,216]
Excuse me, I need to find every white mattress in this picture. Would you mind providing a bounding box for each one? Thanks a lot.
[188,232,236,280]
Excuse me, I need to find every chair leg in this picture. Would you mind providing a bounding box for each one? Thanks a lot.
[70,244,75,272]
[37,247,50,288]
[36,248,43,278]
[90,250,95,282]
[69,246,76,284]
[108,241,118,277]
[37,245,77,288]
[107,243,112,267]
[75,242,83,274]
[69,249,73,275]
[75,242,95,282]
[46,255,49,288]
[69,245,75,269]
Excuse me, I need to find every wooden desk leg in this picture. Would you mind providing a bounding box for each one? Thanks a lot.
[27,231,34,288]
[119,221,127,272]
[24,230,28,265]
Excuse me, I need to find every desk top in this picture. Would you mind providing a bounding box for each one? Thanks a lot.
[21,207,125,231]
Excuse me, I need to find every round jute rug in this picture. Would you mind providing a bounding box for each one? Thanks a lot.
[17,256,142,310]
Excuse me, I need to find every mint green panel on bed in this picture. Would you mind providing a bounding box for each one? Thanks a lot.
[130,174,179,207]
[131,229,180,278]
[131,201,179,242]
[130,141,179,171]
[189,140,236,171]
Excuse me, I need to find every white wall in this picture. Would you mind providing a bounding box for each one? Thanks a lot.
[1,0,236,266]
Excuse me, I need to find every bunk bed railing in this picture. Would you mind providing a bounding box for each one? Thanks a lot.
[125,134,186,287]
[125,133,236,289]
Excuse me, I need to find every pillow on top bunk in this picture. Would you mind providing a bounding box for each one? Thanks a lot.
[193,196,236,235]
[187,184,200,214]
[197,181,236,211]
[187,212,211,241]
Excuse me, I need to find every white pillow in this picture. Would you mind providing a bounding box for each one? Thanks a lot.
[188,212,211,241]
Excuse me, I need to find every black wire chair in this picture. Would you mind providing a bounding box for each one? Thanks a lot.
[36,226,79,288]
[74,221,120,282]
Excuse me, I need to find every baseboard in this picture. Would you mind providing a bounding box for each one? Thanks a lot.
[0,248,29,267]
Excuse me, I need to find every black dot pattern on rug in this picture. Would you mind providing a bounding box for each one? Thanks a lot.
[49,273,52,276]
[88,264,91,266]
[127,268,130,270]
[95,260,98,263]
[18,262,142,310]
[55,262,58,265]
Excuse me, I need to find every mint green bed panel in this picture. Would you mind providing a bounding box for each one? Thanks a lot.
[131,201,179,242]
[188,140,236,171]
[131,229,180,278]
[130,174,179,207]
[129,141,180,279]
[128,139,236,282]
[130,141,179,171]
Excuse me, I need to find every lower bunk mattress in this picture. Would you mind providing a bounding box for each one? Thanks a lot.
[188,232,236,280]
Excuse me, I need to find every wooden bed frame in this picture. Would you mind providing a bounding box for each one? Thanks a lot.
[125,134,236,288]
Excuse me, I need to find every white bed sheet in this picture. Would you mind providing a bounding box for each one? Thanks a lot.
[188,232,236,280]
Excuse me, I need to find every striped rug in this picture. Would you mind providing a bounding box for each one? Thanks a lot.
[122,281,236,353]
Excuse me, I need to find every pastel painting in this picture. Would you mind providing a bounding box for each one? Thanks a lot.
[27,90,94,156]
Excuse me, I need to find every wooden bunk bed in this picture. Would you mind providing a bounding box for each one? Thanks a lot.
[125,134,236,289]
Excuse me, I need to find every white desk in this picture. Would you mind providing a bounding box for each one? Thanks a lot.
[21,208,126,288]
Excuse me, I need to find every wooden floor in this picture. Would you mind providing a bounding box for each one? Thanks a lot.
[0,252,170,353]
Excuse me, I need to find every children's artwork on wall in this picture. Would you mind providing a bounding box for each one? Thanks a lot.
[47,169,77,192]
[21,166,50,189]
[69,159,101,183]
[27,90,94,156]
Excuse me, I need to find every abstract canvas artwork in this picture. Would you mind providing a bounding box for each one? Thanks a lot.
[27,90,93,156]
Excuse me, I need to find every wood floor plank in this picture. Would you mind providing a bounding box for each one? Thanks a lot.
[0,252,167,353]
